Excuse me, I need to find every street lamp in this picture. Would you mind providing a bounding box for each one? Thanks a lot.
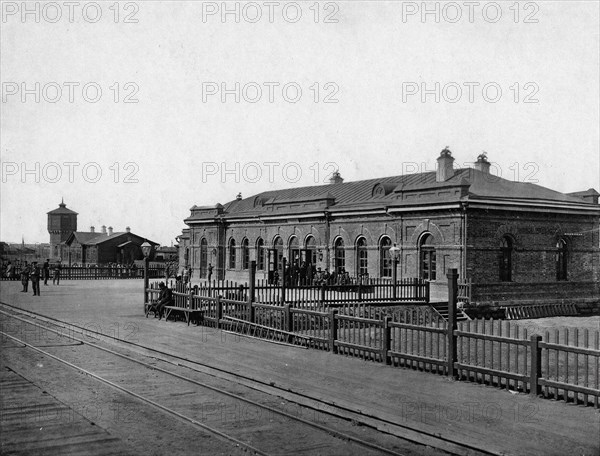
[141,241,152,304]
[389,243,401,300]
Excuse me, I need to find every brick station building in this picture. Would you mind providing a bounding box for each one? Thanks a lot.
[180,149,600,307]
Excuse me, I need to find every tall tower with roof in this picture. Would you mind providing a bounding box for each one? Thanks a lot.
[47,199,78,259]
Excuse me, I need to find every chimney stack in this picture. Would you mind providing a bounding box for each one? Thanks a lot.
[101,225,107,234]
[90,226,95,233]
[329,171,344,185]
[125,226,131,233]
[436,147,455,182]
[108,226,113,236]
[236,192,242,201]
[474,152,491,174]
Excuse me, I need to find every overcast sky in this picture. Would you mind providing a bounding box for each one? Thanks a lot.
[1,1,599,245]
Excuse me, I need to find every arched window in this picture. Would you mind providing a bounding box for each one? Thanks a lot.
[305,236,317,264]
[499,236,513,282]
[356,237,368,277]
[419,234,436,281]
[289,236,300,264]
[256,238,265,270]
[228,238,236,269]
[200,238,208,277]
[268,237,284,281]
[379,237,392,278]
[241,238,249,270]
[334,238,345,274]
[556,239,568,281]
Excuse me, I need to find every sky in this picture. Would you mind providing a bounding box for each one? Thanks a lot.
[1,1,599,245]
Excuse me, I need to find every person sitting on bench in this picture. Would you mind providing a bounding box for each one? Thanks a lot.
[155,282,173,320]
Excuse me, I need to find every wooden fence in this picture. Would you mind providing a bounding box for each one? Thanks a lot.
[144,270,599,408]
[2,265,165,280]
[186,277,429,308]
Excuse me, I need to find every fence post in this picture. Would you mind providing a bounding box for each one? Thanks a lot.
[392,259,398,301]
[320,284,326,305]
[281,257,287,304]
[143,258,149,305]
[413,277,419,301]
[329,309,338,354]
[284,304,293,343]
[188,284,193,309]
[447,268,458,379]
[382,316,391,365]
[249,260,256,303]
[530,335,542,396]
[425,280,430,303]
[216,295,222,329]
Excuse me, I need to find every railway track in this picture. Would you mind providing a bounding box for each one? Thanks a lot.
[0,302,493,456]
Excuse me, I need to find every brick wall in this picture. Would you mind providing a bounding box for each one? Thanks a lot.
[466,210,599,284]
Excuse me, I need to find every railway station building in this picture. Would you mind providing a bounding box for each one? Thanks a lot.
[180,149,600,306]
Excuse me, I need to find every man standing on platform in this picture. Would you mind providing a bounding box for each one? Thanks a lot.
[207,263,213,282]
[53,261,61,285]
[42,259,50,285]
[20,262,30,292]
[30,262,41,296]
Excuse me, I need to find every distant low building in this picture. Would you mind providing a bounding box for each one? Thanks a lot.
[154,246,178,262]
[46,200,159,266]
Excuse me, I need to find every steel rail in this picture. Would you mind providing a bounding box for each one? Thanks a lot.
[0,302,496,456]
[0,309,408,456]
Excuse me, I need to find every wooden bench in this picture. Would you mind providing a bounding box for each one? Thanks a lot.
[162,304,203,326]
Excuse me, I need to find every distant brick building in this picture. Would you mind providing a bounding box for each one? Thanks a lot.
[47,199,77,260]
[180,149,600,305]
[47,201,158,265]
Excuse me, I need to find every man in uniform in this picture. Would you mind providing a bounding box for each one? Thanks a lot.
[53,261,61,285]
[30,261,41,296]
[42,259,50,285]
[20,262,30,292]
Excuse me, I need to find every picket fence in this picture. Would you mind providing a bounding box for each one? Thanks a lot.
[146,280,599,408]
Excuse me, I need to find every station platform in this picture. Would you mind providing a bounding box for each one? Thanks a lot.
[1,279,598,456]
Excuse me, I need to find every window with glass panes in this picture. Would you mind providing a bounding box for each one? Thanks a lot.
[380,237,392,277]
[356,237,368,276]
[256,238,265,270]
[334,238,345,273]
[556,239,567,281]
[200,238,208,277]
[241,239,249,269]
[228,239,236,269]
[419,234,436,281]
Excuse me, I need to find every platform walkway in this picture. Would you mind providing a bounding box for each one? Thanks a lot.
[1,280,598,456]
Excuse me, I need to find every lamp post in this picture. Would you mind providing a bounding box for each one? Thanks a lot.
[141,241,152,304]
[389,243,401,300]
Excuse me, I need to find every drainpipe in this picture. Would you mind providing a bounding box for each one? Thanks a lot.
[461,202,468,280]
[324,211,331,270]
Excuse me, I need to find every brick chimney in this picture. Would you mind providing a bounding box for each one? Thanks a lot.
[329,171,344,185]
[474,152,491,173]
[108,226,113,236]
[90,226,95,233]
[101,225,107,234]
[436,147,455,182]
[125,226,131,233]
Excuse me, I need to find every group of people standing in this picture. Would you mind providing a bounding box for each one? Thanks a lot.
[19,260,61,296]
